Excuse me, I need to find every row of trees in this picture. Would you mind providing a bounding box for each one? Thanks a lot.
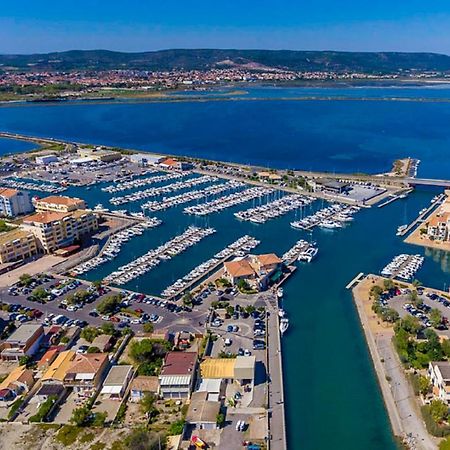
[394,316,450,368]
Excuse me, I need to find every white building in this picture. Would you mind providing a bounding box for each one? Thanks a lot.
[35,154,58,165]
[428,361,450,403]
[0,188,33,217]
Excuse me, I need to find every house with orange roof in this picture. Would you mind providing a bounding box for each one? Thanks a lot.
[0,366,34,403]
[223,253,283,290]
[0,187,33,217]
[34,195,86,213]
[64,353,109,397]
[160,157,193,171]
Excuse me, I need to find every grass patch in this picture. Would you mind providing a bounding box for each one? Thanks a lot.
[110,441,125,450]
[90,443,106,450]
[7,397,23,420]
[55,425,83,446]
[79,431,96,444]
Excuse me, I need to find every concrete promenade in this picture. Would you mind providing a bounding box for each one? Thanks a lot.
[266,296,287,450]
[352,275,437,450]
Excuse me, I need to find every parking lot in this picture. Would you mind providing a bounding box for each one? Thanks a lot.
[0,273,209,334]
[383,287,450,338]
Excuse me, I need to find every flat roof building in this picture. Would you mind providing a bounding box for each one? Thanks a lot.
[1,323,44,361]
[185,391,221,430]
[100,365,133,399]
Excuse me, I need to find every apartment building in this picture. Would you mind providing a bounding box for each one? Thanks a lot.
[34,195,86,213]
[0,188,33,217]
[0,228,38,263]
[21,209,98,253]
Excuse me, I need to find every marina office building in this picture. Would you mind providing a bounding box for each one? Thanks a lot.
[0,188,33,217]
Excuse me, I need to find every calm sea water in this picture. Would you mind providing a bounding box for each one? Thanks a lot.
[0,137,37,155]
[1,86,450,176]
[2,87,450,449]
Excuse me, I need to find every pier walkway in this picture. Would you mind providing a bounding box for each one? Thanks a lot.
[397,193,446,237]
[265,294,287,450]
[164,239,260,300]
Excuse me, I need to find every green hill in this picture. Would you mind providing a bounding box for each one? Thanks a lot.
[1,49,450,73]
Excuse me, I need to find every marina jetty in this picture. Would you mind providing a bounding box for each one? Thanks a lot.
[404,191,450,251]
[4,130,450,211]
[352,275,437,450]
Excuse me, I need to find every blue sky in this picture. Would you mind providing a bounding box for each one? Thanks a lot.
[2,1,450,54]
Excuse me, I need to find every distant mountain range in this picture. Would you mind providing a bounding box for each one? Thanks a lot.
[1,49,450,73]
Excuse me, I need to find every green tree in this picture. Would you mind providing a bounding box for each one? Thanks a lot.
[124,427,162,450]
[140,393,155,413]
[87,346,100,353]
[19,273,33,287]
[429,399,448,423]
[244,305,255,315]
[168,419,185,435]
[226,305,235,316]
[370,285,383,300]
[129,339,154,365]
[97,294,121,315]
[430,308,443,328]
[398,315,421,335]
[412,279,423,288]
[143,323,154,333]
[383,279,395,290]
[100,322,116,335]
[32,287,48,301]
[81,326,100,343]
[216,412,225,427]
[237,279,251,292]
[92,411,107,427]
[442,339,450,358]
[418,375,431,396]
[381,308,399,323]
[182,292,193,307]
[92,280,103,290]
[70,406,91,426]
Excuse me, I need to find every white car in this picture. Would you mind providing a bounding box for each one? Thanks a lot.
[224,338,232,346]
[244,349,251,356]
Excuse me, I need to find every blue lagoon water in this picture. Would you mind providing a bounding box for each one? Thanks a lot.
[1,86,450,176]
[0,137,37,155]
[2,87,450,449]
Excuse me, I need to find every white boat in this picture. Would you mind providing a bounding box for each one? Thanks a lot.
[396,224,407,236]
[277,288,284,298]
[278,308,286,318]
[298,246,318,263]
[280,317,289,336]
